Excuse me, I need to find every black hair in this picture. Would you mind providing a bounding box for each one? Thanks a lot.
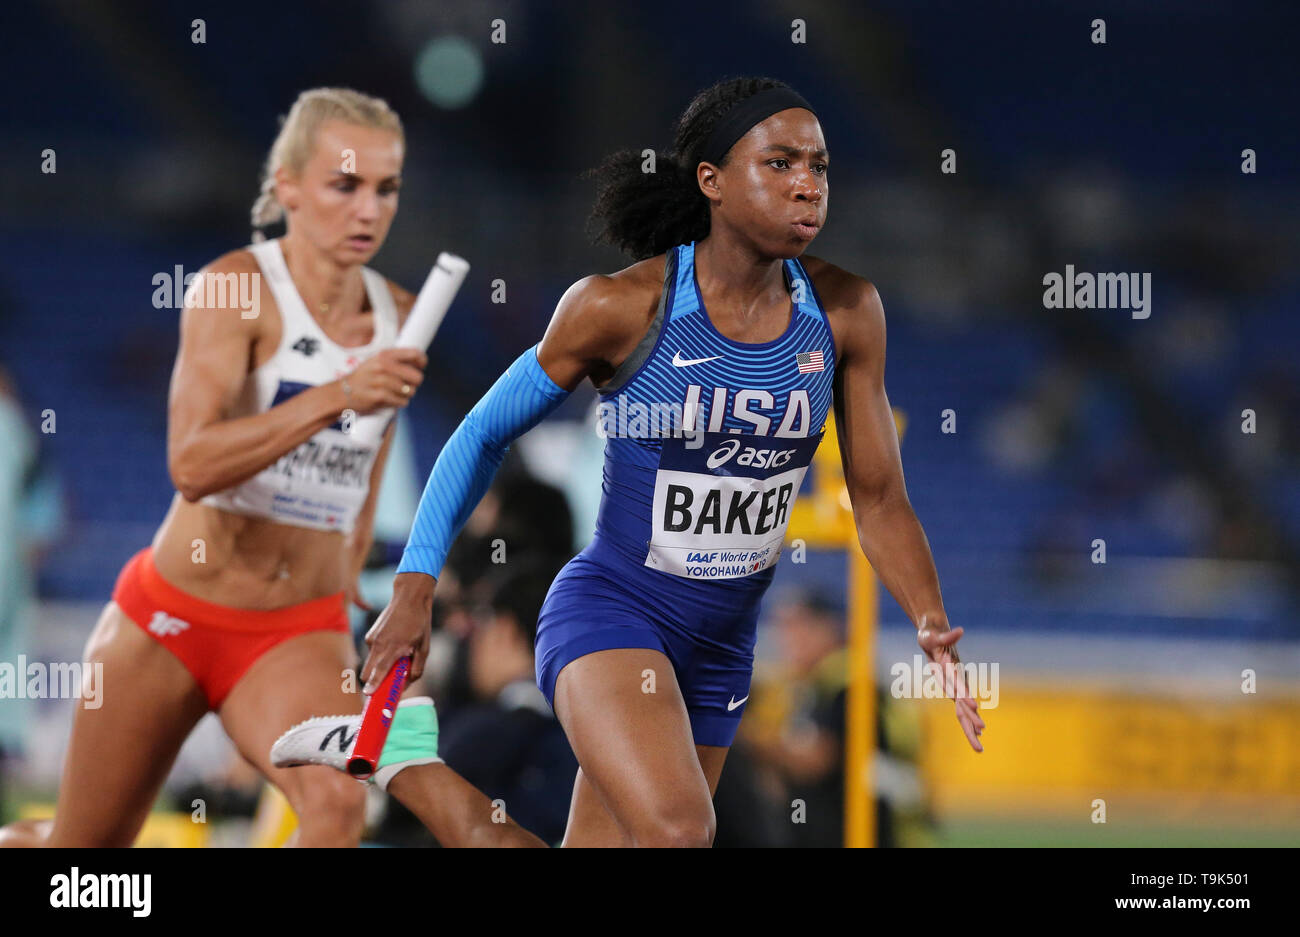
[586,76,791,261]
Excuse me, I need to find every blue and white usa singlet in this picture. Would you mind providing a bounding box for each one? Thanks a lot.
[535,241,837,746]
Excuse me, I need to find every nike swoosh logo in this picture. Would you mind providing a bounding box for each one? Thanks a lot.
[672,351,724,367]
[727,694,749,711]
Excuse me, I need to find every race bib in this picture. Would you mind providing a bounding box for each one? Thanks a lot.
[645,431,823,580]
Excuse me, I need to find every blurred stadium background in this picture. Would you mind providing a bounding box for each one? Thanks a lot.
[1,1,1297,846]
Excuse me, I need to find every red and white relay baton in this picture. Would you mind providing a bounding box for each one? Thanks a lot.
[346,655,411,779]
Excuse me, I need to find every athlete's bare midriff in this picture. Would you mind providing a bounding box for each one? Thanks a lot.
[150,496,349,609]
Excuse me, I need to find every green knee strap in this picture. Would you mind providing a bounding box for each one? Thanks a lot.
[374,696,442,791]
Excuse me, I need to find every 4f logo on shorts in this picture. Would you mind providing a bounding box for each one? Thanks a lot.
[147,611,191,637]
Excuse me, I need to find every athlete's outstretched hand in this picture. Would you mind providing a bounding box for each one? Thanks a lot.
[916,616,985,752]
[342,348,427,415]
[361,572,435,694]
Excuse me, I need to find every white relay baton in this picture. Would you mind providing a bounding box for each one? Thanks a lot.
[396,252,470,352]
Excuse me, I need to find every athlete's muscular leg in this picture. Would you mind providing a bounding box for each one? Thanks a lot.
[219,630,368,847]
[553,648,716,848]
[0,602,210,847]
[385,763,546,847]
[563,743,729,847]
[561,767,631,847]
[365,673,715,849]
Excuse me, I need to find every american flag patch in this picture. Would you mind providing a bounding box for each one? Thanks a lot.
[795,350,825,373]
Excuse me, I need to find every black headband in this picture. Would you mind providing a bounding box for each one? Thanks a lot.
[699,87,817,166]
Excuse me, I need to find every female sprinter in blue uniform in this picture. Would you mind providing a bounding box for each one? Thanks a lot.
[274,77,984,847]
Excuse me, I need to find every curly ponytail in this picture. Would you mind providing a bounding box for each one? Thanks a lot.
[586,76,791,260]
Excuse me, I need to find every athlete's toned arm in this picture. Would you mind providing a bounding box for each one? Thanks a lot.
[363,269,659,692]
[534,271,660,391]
[824,268,985,752]
[167,253,426,502]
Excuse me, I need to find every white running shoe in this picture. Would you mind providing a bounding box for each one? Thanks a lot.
[270,696,441,791]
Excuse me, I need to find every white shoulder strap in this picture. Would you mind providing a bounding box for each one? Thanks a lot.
[361,266,399,346]
[247,239,313,333]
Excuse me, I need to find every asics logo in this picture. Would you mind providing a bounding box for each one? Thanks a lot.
[706,440,798,470]
[706,439,741,468]
[727,694,749,711]
[672,351,724,367]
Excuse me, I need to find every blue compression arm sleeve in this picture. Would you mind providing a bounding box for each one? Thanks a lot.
[397,345,570,579]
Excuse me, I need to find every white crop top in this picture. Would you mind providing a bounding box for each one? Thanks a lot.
[198,238,398,534]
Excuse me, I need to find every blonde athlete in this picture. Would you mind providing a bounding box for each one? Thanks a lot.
[0,88,534,848]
